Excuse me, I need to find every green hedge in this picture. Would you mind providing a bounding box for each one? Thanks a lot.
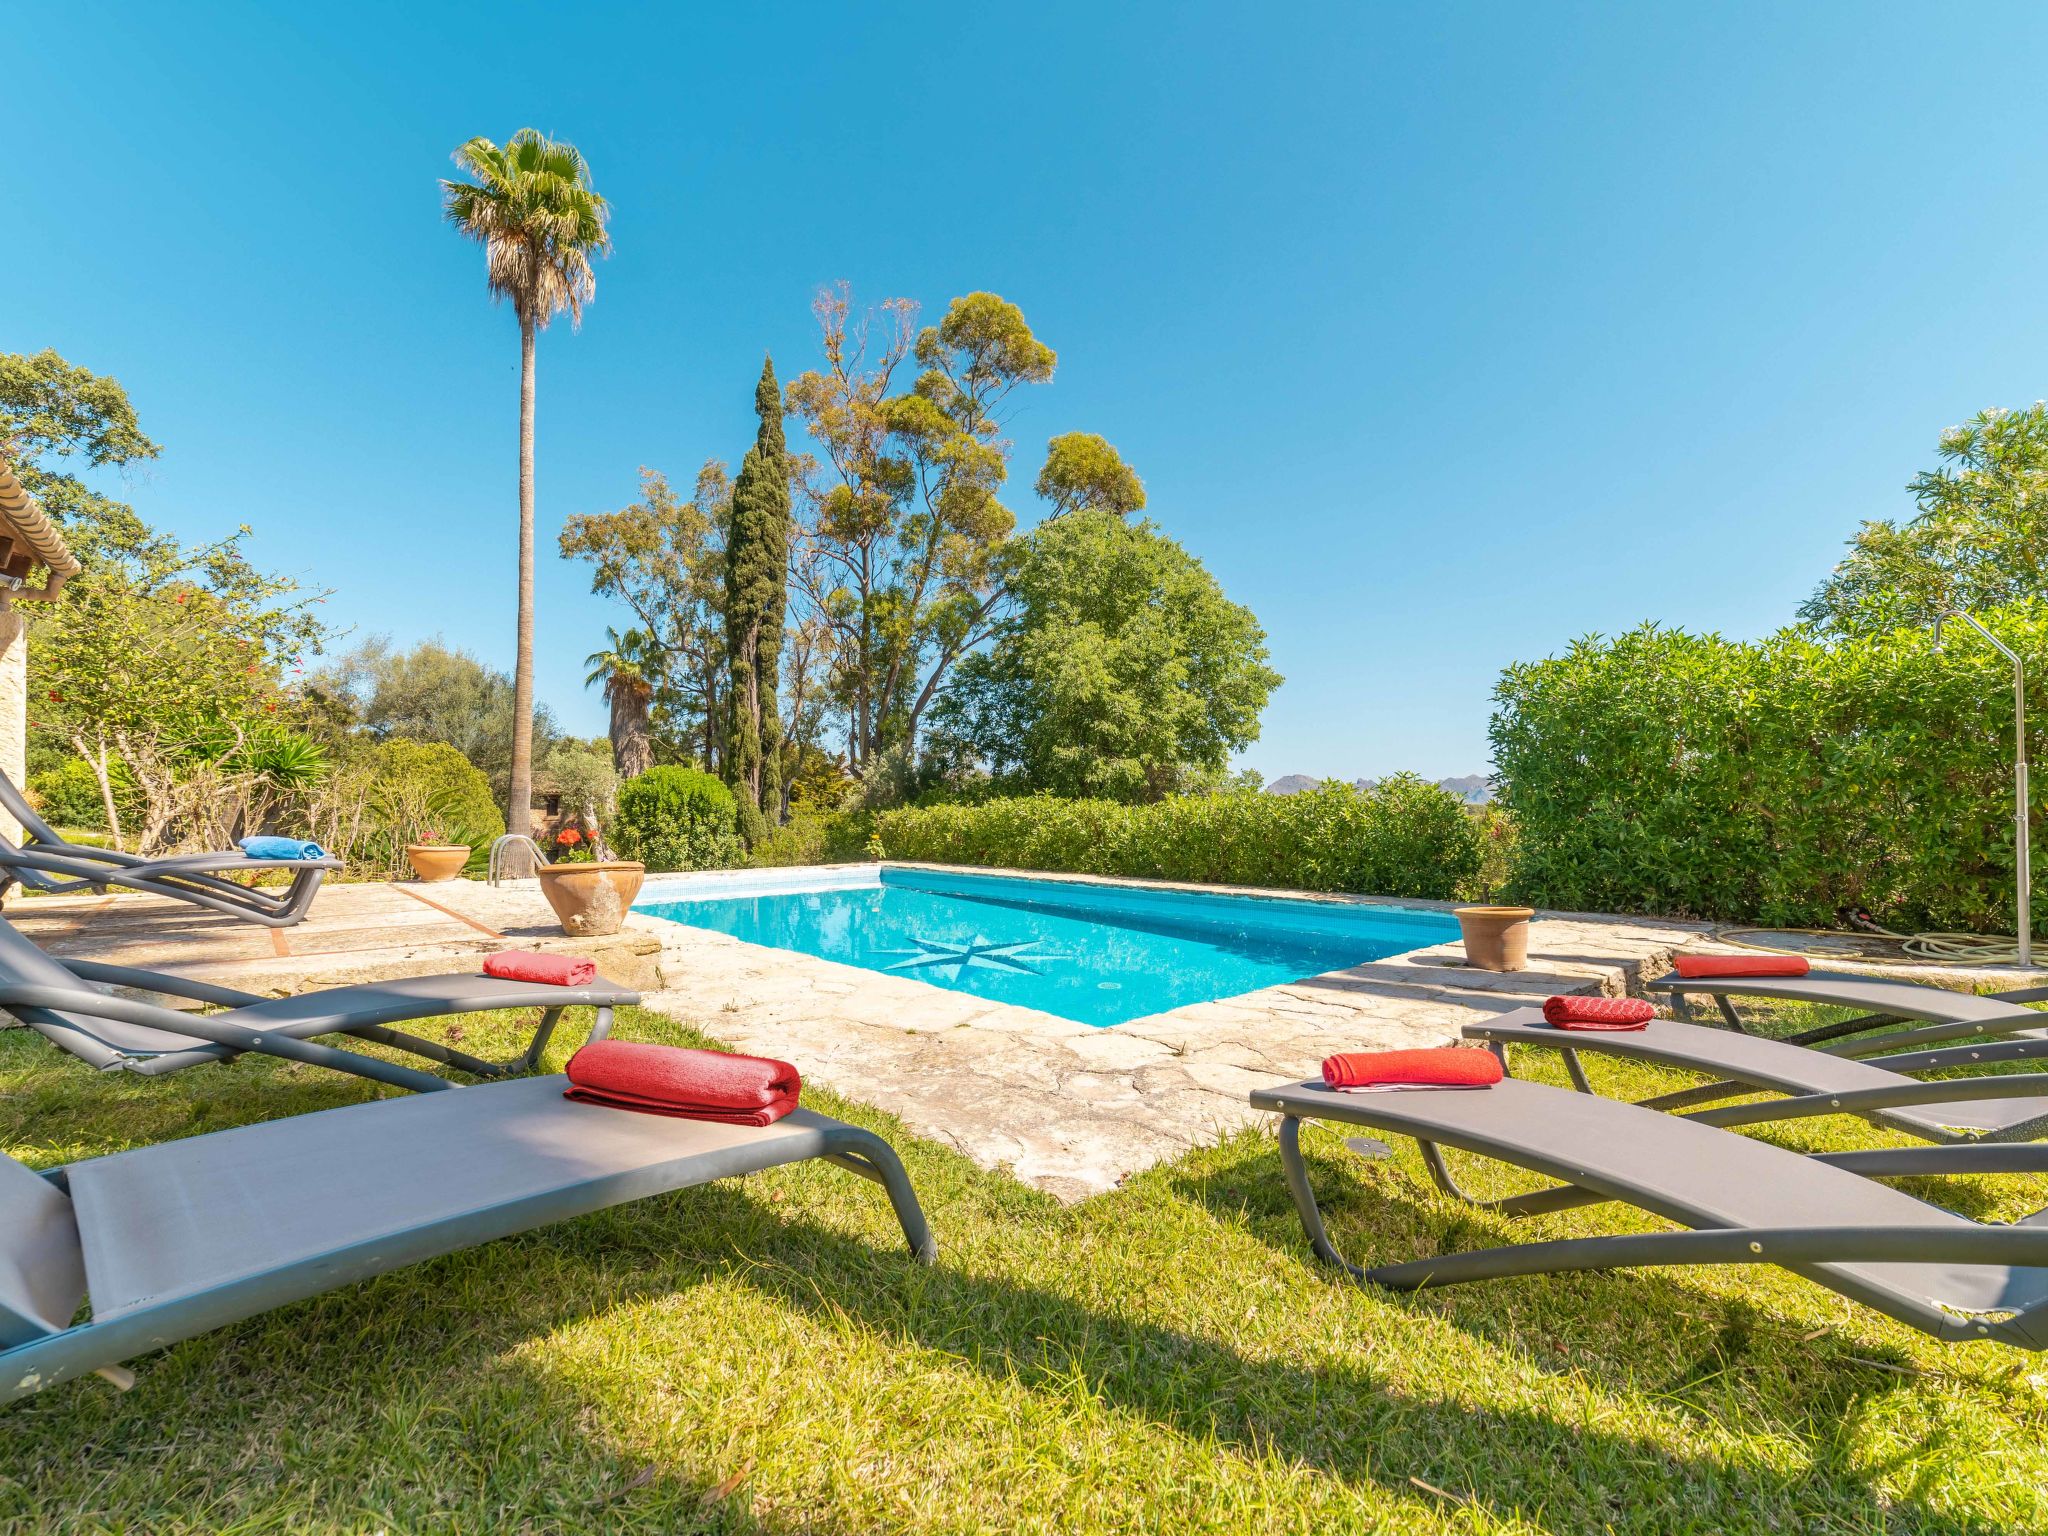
[875,775,1480,898]
[613,766,743,872]
[1490,610,2043,932]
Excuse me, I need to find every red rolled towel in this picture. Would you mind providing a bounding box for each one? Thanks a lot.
[1322,1047,1503,1089]
[484,950,599,988]
[1541,995,1654,1031]
[1673,953,1810,979]
[563,1039,801,1126]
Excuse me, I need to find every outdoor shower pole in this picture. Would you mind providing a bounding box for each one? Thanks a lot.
[1935,610,2030,968]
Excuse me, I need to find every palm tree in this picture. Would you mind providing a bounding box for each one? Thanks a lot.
[584,626,657,780]
[442,129,611,855]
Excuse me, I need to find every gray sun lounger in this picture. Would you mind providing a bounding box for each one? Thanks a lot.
[1464,1004,2048,1142]
[1647,964,2048,1052]
[0,769,336,928]
[1,1072,936,1403]
[0,916,632,1094]
[1250,1074,2048,1346]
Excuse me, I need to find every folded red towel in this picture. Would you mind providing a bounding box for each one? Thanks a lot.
[563,1039,801,1126]
[1673,953,1810,979]
[1322,1047,1503,1089]
[484,950,598,988]
[1541,995,1654,1031]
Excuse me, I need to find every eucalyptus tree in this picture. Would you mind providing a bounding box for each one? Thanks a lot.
[787,286,1055,770]
[441,128,610,846]
[560,464,730,767]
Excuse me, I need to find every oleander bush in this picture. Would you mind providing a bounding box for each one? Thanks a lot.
[1490,606,2046,931]
[875,774,1480,899]
[612,765,743,872]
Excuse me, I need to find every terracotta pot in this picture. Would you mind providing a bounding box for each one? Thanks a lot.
[405,844,471,883]
[1455,905,1534,972]
[536,860,646,937]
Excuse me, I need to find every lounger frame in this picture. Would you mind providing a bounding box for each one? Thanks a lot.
[2,1092,935,1404]
[0,769,335,927]
[1251,1076,2048,1347]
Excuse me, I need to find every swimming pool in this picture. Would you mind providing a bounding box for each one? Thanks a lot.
[634,866,1459,1027]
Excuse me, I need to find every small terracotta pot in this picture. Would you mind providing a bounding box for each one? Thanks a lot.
[536,860,646,937]
[405,844,471,883]
[1455,905,1534,972]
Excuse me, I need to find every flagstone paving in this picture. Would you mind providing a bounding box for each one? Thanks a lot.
[11,866,2042,1202]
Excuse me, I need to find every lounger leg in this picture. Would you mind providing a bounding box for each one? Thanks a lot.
[820,1127,938,1264]
[1714,996,1750,1034]
[1560,1048,1594,1095]
[1278,1116,1367,1279]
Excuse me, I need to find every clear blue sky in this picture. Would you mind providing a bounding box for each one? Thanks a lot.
[12,3,2048,780]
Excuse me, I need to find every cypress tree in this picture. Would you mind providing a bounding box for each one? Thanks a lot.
[723,356,790,833]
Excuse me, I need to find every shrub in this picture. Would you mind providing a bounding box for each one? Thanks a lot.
[874,776,1480,899]
[613,766,743,872]
[316,739,505,878]
[28,757,109,830]
[1489,606,2047,932]
[744,808,881,869]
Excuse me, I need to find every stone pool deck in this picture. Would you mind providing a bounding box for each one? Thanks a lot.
[11,866,2043,1202]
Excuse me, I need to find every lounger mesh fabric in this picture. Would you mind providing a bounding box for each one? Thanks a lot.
[0,1158,83,1346]
[69,1076,831,1319]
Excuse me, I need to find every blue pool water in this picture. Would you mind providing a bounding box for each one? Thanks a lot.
[635,867,1458,1027]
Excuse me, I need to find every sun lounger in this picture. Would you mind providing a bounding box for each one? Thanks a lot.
[0,916,631,1093]
[0,769,336,928]
[1250,1073,2048,1346]
[1463,1003,2048,1140]
[0,1072,935,1403]
[1646,963,2048,1052]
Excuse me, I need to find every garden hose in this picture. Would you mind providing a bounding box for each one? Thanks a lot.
[1707,919,2029,968]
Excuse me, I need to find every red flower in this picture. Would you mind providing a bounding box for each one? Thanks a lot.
[46,690,60,702]
[557,828,583,846]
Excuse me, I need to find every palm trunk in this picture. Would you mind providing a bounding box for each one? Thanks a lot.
[508,314,538,871]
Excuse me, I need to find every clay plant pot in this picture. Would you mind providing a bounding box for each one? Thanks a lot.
[1455,905,1535,972]
[404,844,471,883]
[536,860,646,937]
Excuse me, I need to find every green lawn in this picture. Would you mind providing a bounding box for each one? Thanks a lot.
[4,1000,2047,1534]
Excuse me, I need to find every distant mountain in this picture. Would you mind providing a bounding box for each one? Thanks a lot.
[1264,774,1320,796]
[1266,773,1494,804]
[1437,774,1494,804]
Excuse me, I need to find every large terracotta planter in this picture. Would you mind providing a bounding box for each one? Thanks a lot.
[405,844,470,883]
[1455,905,1534,972]
[537,860,646,937]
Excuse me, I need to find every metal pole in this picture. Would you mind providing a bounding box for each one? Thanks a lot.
[1939,611,2030,967]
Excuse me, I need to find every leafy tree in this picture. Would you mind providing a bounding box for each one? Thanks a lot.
[1803,403,2048,636]
[442,129,611,852]
[788,286,1055,770]
[310,636,559,794]
[4,351,328,849]
[560,464,728,765]
[931,509,1281,802]
[583,625,657,778]
[1035,431,1146,518]
[723,356,792,834]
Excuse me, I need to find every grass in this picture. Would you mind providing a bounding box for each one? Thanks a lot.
[4,1000,2048,1533]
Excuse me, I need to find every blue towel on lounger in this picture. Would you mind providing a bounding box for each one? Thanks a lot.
[238,836,327,861]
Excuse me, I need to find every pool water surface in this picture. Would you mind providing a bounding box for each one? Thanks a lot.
[635,866,1458,1027]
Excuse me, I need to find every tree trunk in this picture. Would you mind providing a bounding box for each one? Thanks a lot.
[78,732,121,850]
[507,314,538,873]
